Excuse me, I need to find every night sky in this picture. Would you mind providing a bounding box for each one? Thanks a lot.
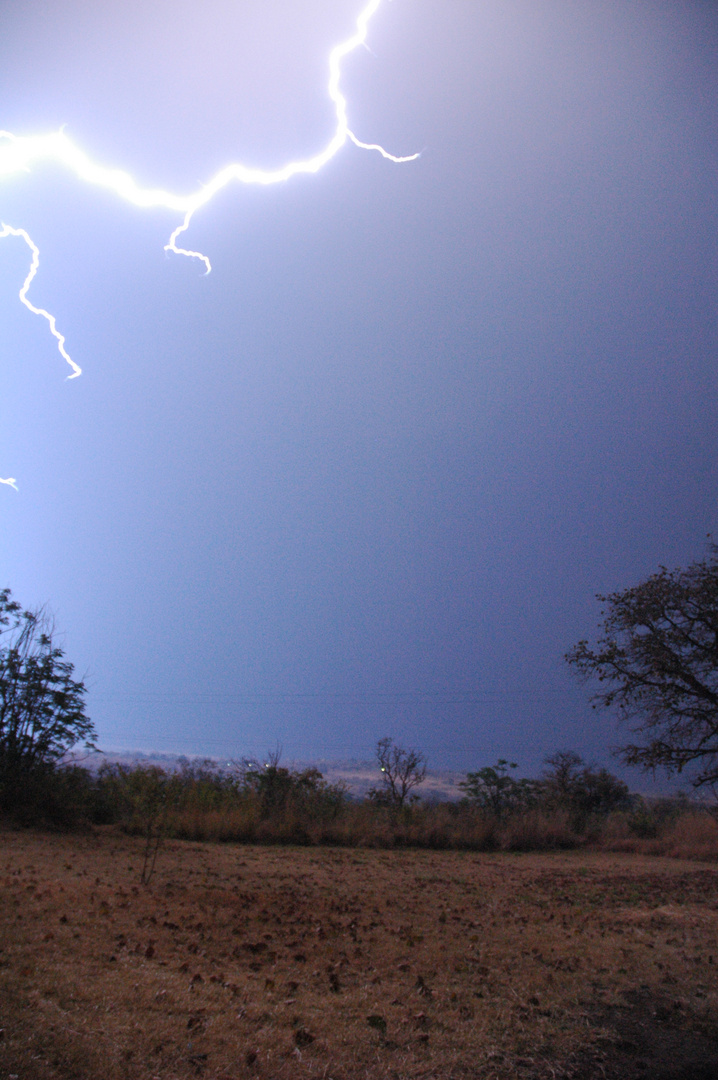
[1,0,717,780]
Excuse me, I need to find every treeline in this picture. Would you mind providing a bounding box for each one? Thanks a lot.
[4,563,718,860]
[1,748,714,862]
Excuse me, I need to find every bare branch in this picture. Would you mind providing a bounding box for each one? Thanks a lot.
[566,543,718,787]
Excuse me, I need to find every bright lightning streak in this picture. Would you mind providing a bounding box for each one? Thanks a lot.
[0,223,81,490]
[0,223,81,379]
[0,0,419,490]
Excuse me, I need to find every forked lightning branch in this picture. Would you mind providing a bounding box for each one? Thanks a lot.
[0,0,418,490]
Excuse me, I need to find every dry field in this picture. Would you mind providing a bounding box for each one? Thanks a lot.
[1,828,717,1080]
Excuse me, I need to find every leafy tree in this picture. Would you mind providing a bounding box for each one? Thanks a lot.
[566,544,718,787]
[0,589,95,790]
[542,751,631,820]
[236,747,346,819]
[368,737,427,808]
[458,759,539,817]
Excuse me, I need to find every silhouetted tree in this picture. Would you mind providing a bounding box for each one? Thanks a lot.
[541,751,584,803]
[236,747,346,819]
[368,737,427,808]
[0,589,94,795]
[458,759,539,817]
[566,544,718,787]
[542,751,631,820]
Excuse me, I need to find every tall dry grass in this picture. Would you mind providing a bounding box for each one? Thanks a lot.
[120,799,718,861]
[600,808,718,860]
[158,800,581,852]
[4,758,718,860]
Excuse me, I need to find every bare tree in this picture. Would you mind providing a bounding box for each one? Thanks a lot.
[368,737,427,808]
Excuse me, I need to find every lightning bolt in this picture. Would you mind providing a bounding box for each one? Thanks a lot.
[0,222,81,379]
[0,0,419,489]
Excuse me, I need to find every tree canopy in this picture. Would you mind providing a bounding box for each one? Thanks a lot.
[458,759,537,817]
[0,588,95,783]
[566,545,718,787]
[458,753,630,820]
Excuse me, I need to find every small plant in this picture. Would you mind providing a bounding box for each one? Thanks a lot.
[99,764,180,884]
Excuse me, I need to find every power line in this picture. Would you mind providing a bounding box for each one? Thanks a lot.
[90,687,575,707]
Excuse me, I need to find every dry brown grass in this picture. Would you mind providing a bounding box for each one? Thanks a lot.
[164,804,718,861]
[164,802,506,851]
[1,827,718,1080]
[599,811,718,862]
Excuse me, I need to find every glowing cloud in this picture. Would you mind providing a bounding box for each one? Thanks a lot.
[1,0,419,488]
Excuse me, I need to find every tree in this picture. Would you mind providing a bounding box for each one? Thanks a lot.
[541,751,584,804]
[368,737,427,808]
[458,759,539,817]
[234,747,347,820]
[0,588,95,785]
[566,544,718,787]
[542,751,631,819]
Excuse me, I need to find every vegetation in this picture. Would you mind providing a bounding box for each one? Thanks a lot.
[367,737,427,808]
[0,588,95,821]
[567,543,718,788]
[2,829,718,1080]
[458,758,538,817]
[4,556,717,1074]
[0,580,713,863]
[1,744,714,862]
[237,747,347,821]
[540,750,632,823]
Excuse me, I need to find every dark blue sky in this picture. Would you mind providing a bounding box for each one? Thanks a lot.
[1,0,717,780]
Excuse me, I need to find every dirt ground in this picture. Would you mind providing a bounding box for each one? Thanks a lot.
[1,827,717,1079]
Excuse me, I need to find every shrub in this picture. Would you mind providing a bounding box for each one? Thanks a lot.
[0,763,97,829]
